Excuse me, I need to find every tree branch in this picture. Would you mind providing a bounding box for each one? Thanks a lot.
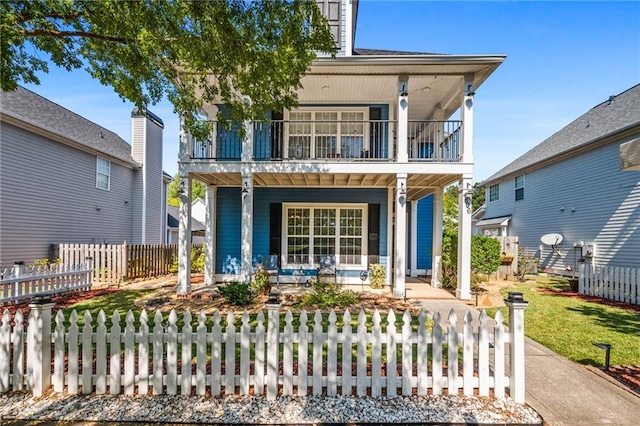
[20,29,130,44]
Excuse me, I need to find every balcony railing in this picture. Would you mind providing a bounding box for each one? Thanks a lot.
[190,119,462,163]
[408,120,462,162]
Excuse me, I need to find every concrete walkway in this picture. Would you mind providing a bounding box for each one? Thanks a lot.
[411,284,640,426]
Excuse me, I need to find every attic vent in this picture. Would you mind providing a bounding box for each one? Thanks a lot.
[607,95,616,105]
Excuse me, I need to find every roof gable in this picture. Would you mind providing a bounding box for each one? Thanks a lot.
[484,84,640,184]
[0,86,138,166]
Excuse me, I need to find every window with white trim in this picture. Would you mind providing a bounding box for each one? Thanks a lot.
[96,157,111,190]
[515,174,525,201]
[286,108,367,159]
[489,184,499,202]
[284,203,367,268]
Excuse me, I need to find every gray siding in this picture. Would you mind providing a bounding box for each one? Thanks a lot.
[131,118,145,243]
[0,123,136,267]
[143,119,164,243]
[484,136,640,272]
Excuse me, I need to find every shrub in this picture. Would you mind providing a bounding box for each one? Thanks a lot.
[441,233,501,288]
[470,234,501,282]
[516,247,539,282]
[217,281,255,306]
[299,280,361,308]
[252,264,272,295]
[169,245,206,273]
[368,263,386,289]
[441,230,458,289]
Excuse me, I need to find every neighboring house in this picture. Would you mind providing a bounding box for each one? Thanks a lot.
[0,86,169,268]
[175,0,505,299]
[481,84,640,274]
[166,203,206,244]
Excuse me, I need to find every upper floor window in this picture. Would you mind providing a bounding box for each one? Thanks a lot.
[515,174,525,201]
[96,157,110,190]
[286,108,367,159]
[489,184,499,202]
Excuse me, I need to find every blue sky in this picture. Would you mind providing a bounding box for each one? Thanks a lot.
[22,1,640,182]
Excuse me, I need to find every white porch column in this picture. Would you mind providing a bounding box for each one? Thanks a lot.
[394,174,408,298]
[177,174,192,295]
[396,75,409,162]
[410,201,418,278]
[178,115,192,162]
[432,188,444,288]
[457,177,473,300]
[241,173,254,283]
[460,74,475,163]
[204,185,217,286]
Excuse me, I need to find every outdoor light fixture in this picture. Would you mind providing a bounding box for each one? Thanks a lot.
[399,182,406,196]
[179,179,187,196]
[464,193,472,213]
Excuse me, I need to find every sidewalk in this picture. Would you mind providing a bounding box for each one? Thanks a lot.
[412,285,640,426]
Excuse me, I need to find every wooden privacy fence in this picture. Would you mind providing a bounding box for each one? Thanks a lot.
[0,261,91,303]
[52,243,204,283]
[0,294,529,403]
[579,264,639,305]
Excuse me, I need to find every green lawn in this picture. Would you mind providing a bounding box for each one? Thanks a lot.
[488,276,640,367]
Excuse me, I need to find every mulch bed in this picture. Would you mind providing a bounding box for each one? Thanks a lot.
[536,286,640,395]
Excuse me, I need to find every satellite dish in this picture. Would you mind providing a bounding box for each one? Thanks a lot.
[541,233,563,246]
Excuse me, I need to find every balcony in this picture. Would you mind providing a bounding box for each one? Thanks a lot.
[189,119,462,163]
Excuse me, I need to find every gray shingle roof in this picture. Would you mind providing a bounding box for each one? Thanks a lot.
[0,86,138,166]
[353,47,442,56]
[166,205,206,232]
[483,84,640,184]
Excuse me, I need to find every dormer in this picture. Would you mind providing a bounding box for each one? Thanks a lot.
[316,0,358,56]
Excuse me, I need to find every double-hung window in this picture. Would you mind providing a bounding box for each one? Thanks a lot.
[489,184,499,202]
[96,157,111,190]
[515,175,525,201]
[284,203,366,268]
[286,108,367,159]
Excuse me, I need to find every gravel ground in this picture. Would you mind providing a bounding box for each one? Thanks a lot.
[0,392,542,424]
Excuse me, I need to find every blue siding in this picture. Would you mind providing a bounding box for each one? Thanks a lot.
[216,188,242,273]
[216,187,389,274]
[417,195,434,269]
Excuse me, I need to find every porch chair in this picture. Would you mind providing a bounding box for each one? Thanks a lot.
[316,255,337,285]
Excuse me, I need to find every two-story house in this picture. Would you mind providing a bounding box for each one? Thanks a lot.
[0,86,169,267]
[175,0,505,299]
[481,84,640,274]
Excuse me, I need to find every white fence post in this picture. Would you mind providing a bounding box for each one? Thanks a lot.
[266,294,280,400]
[505,291,529,403]
[26,298,55,396]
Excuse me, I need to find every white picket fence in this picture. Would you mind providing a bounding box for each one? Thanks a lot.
[579,264,639,305]
[0,261,92,303]
[0,295,529,403]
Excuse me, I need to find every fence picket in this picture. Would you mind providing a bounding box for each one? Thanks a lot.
[152,311,163,395]
[53,311,65,393]
[82,311,93,394]
[298,311,309,396]
[254,312,265,396]
[196,311,207,395]
[340,310,351,396]
[478,310,490,396]
[124,311,135,395]
[283,311,294,395]
[401,310,412,395]
[385,310,397,396]
[68,311,79,394]
[167,310,178,395]
[357,310,367,396]
[371,310,382,397]
[0,310,10,393]
[224,311,235,395]
[96,311,107,394]
[11,310,24,391]
[327,311,338,396]
[240,311,251,395]
[181,310,193,395]
[463,310,473,396]
[313,311,323,395]
[211,311,222,395]
[110,311,121,395]
[416,310,428,396]
[447,310,459,395]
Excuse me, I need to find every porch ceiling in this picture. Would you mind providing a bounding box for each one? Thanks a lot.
[196,54,505,121]
[191,172,460,201]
